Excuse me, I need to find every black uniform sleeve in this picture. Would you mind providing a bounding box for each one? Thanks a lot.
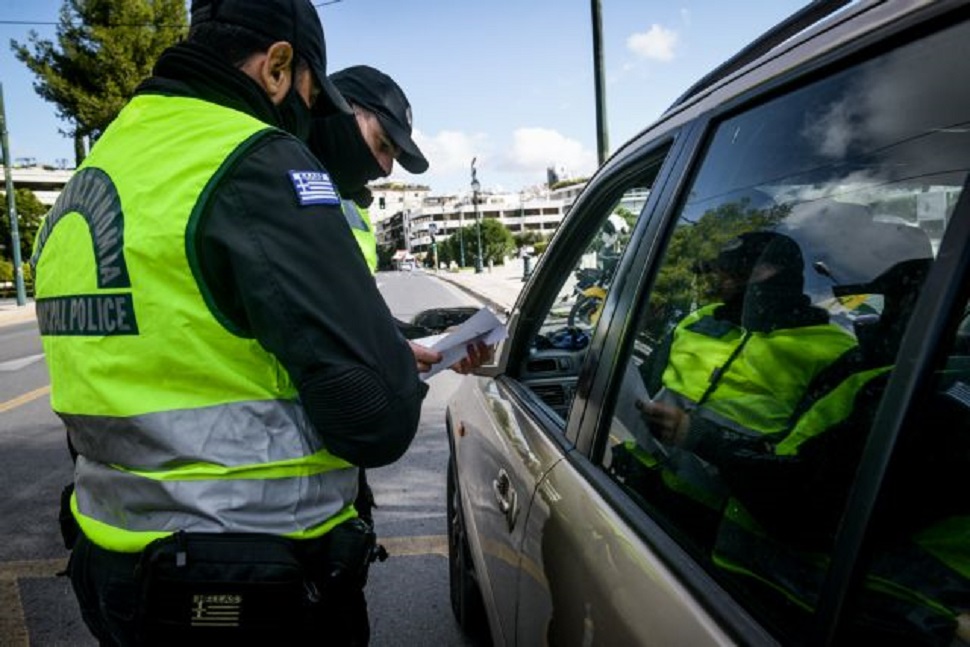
[195,132,426,467]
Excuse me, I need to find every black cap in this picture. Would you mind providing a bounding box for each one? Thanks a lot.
[191,0,351,116]
[714,231,803,278]
[329,65,429,174]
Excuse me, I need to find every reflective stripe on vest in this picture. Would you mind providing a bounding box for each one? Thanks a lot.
[341,200,377,274]
[33,94,356,552]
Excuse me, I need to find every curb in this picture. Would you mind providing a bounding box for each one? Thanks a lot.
[432,274,512,316]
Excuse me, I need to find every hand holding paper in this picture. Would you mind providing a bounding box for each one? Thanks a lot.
[414,307,507,380]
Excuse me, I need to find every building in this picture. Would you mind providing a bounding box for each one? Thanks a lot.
[373,178,652,265]
[375,182,587,262]
[1,165,74,206]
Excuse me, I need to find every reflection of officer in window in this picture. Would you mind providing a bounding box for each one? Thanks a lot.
[619,232,854,542]
[641,231,855,448]
[682,257,970,645]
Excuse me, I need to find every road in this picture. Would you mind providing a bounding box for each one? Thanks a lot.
[0,270,481,646]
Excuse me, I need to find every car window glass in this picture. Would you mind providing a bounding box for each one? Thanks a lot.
[839,293,970,645]
[600,20,970,643]
[518,165,662,424]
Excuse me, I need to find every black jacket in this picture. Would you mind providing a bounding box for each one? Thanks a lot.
[136,42,426,467]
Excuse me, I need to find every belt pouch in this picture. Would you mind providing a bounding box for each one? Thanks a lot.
[136,531,316,645]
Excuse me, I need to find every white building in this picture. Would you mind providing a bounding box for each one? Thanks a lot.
[374,181,589,259]
[1,165,74,206]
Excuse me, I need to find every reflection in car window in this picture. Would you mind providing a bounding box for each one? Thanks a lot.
[518,168,662,424]
[842,295,970,646]
[602,20,970,644]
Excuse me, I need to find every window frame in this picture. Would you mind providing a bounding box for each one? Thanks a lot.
[496,133,688,447]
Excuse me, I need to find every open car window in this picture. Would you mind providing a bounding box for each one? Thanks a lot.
[513,155,669,425]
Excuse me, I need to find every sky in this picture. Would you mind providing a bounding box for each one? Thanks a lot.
[0,0,808,195]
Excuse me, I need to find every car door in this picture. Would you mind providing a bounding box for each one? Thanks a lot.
[571,10,970,646]
[449,140,683,645]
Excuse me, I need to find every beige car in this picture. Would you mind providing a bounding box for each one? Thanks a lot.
[446,1,970,645]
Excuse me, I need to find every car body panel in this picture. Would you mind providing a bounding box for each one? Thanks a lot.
[447,375,568,646]
[514,458,740,646]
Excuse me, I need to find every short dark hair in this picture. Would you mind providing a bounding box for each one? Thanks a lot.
[188,21,311,80]
[188,21,274,67]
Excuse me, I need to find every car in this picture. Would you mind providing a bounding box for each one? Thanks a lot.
[445,2,970,645]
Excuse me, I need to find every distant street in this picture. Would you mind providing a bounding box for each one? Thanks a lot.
[0,269,481,646]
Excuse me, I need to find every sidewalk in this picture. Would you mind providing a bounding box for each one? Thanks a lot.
[429,260,531,314]
[0,298,35,328]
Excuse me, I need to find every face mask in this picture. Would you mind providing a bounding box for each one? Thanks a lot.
[308,111,385,198]
[278,84,312,142]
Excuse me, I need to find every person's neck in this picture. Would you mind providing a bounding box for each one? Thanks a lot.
[138,41,283,128]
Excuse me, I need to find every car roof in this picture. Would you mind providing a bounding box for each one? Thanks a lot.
[603,0,947,173]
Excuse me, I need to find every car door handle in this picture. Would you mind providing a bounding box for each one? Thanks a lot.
[492,468,518,532]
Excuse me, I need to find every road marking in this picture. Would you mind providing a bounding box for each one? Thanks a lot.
[0,537,447,645]
[0,558,65,647]
[0,386,50,414]
[380,534,448,557]
[0,580,29,647]
[0,354,45,372]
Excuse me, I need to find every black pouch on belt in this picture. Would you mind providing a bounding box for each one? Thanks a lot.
[135,531,319,646]
[58,482,80,551]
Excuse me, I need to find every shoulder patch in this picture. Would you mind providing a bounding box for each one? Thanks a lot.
[289,170,340,206]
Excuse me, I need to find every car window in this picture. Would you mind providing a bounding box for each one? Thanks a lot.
[839,291,970,645]
[599,19,970,644]
[515,160,665,424]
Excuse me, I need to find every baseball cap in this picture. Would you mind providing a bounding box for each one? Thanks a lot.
[329,65,429,174]
[191,0,351,116]
[714,231,803,278]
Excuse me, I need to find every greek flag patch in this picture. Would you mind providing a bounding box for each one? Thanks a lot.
[289,170,340,206]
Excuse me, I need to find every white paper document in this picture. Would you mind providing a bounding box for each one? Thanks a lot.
[413,307,508,380]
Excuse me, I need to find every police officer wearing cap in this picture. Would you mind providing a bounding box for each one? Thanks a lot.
[31,1,433,644]
[307,67,489,529]
[309,65,429,274]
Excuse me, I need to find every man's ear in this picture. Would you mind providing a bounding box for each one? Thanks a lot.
[246,41,294,104]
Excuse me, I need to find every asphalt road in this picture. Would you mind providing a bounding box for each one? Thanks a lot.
[0,269,482,646]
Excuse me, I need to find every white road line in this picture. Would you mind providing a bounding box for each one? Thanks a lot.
[0,354,45,372]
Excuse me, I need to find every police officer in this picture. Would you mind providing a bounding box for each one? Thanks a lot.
[310,65,488,370]
[32,1,432,644]
[307,66,489,525]
[310,65,429,275]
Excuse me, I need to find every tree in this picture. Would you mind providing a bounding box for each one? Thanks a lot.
[0,188,47,263]
[11,0,188,165]
[449,219,515,268]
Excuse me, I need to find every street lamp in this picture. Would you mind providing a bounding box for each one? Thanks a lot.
[458,202,466,269]
[472,158,483,273]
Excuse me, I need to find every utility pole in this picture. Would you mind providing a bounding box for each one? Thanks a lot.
[0,84,26,306]
[472,157,483,274]
[591,0,609,166]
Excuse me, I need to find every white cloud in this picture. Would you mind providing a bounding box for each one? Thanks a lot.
[503,127,597,178]
[627,24,678,62]
[412,129,488,174]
